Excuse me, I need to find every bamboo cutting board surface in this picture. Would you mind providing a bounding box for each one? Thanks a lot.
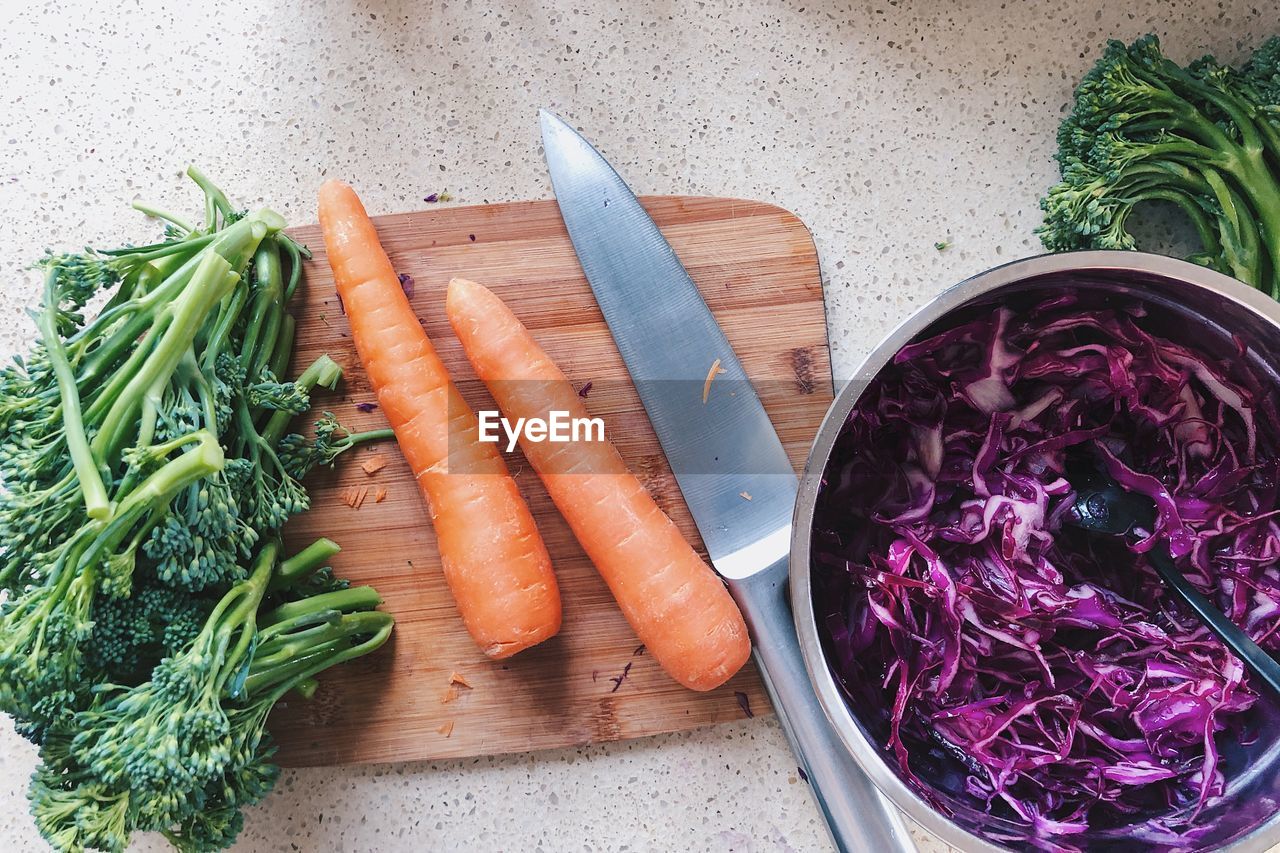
[272,196,833,766]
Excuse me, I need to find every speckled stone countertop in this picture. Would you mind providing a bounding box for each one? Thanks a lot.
[1,1,1276,851]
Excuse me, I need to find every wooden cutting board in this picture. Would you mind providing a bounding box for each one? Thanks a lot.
[272,196,833,766]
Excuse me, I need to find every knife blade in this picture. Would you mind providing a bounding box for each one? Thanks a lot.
[538,111,794,580]
[540,109,916,853]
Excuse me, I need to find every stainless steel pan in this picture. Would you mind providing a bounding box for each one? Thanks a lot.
[791,250,1280,851]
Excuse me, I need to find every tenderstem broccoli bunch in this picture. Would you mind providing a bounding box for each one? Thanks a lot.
[0,169,395,852]
[1039,35,1280,297]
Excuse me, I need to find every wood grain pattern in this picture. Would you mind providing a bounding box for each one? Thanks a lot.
[271,196,832,766]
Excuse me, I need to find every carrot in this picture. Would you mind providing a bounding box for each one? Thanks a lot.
[445,277,751,691]
[317,181,560,659]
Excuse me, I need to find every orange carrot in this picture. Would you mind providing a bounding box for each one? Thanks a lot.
[317,181,560,659]
[446,277,751,691]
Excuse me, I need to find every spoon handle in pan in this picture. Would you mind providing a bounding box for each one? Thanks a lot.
[1148,547,1280,698]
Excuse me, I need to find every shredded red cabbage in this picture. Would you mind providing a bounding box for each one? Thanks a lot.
[813,292,1280,844]
[397,272,415,300]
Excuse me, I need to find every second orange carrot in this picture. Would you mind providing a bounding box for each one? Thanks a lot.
[446,276,751,691]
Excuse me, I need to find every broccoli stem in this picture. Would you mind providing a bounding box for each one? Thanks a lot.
[1144,59,1280,289]
[90,255,239,462]
[168,347,220,437]
[133,368,170,456]
[271,613,393,703]
[200,285,250,377]
[1077,163,1242,276]
[61,237,217,350]
[221,552,279,696]
[83,308,168,422]
[1159,93,1240,151]
[75,438,216,578]
[244,610,394,700]
[186,165,236,228]
[1249,107,1280,167]
[1161,58,1271,157]
[1205,169,1266,287]
[196,554,390,704]
[74,213,273,393]
[121,431,225,506]
[1135,188,1223,260]
[36,268,110,519]
[1178,96,1280,284]
[1234,160,1280,293]
[191,540,279,700]
[279,235,309,302]
[269,537,341,592]
[260,586,383,625]
[267,313,296,381]
[108,428,217,509]
[131,200,196,235]
[242,240,285,381]
[261,355,343,447]
[348,427,396,443]
[99,232,218,261]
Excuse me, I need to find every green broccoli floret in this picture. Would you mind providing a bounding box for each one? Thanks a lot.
[209,353,246,437]
[27,745,132,853]
[246,372,311,414]
[220,354,351,533]
[86,579,214,684]
[1242,37,1280,105]
[237,425,311,532]
[161,778,261,853]
[1039,34,1280,297]
[144,459,258,591]
[277,411,396,479]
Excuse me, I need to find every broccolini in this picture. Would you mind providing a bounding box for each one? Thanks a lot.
[1039,34,1280,297]
[0,169,395,852]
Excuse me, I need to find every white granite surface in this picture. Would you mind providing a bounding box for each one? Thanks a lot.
[1,0,1277,850]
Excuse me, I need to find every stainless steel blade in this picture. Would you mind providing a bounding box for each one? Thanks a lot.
[539,109,795,579]
[541,111,917,852]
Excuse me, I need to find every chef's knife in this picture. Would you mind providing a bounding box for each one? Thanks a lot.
[540,109,915,853]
